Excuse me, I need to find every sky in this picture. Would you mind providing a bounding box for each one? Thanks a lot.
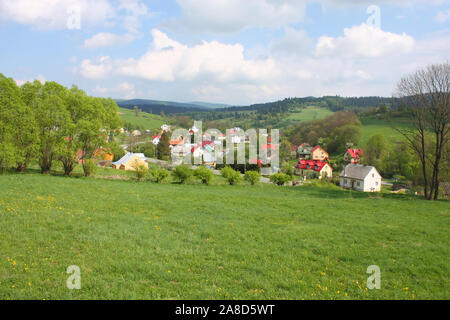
[0,0,449,105]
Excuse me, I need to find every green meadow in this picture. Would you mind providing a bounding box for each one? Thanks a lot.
[118,107,165,130]
[1,173,448,300]
[360,117,409,147]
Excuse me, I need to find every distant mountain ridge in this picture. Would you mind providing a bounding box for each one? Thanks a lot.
[116,96,397,115]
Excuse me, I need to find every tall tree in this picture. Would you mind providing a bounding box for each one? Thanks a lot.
[156,131,171,160]
[395,62,449,200]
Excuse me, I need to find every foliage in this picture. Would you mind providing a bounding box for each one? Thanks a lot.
[220,166,243,185]
[135,142,156,158]
[172,164,193,184]
[269,173,291,186]
[244,171,261,185]
[156,131,171,161]
[82,159,97,177]
[148,168,170,183]
[281,161,294,178]
[134,164,149,181]
[194,166,213,185]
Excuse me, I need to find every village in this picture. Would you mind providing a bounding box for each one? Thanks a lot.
[93,123,384,193]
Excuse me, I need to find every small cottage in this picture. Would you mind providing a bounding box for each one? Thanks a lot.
[344,148,364,164]
[340,164,382,192]
[112,153,148,171]
[295,160,333,179]
[311,145,329,161]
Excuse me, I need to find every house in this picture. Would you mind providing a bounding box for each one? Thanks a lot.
[131,130,142,137]
[112,153,148,171]
[340,164,382,192]
[297,143,312,159]
[344,148,364,164]
[311,145,329,161]
[152,135,161,145]
[161,124,171,132]
[290,145,298,156]
[170,137,184,146]
[295,160,333,179]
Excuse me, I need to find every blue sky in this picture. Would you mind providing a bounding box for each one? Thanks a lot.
[0,0,449,105]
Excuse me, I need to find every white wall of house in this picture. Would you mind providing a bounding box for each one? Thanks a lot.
[362,167,382,192]
[340,167,382,192]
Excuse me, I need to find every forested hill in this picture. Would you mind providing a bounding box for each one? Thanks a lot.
[117,96,398,117]
[221,96,397,113]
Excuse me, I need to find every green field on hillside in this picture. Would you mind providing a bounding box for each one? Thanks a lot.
[118,107,165,130]
[1,173,448,300]
[287,107,334,122]
[360,117,410,147]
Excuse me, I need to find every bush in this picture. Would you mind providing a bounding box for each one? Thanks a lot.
[148,168,169,183]
[82,159,97,177]
[281,162,294,178]
[244,171,261,185]
[221,166,242,185]
[194,166,213,185]
[172,164,193,184]
[269,173,291,186]
[134,164,149,181]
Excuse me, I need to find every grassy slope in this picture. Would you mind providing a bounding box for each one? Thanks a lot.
[360,117,409,147]
[118,107,165,130]
[1,174,448,300]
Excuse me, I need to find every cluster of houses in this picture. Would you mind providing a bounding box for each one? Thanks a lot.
[290,144,382,192]
[109,124,383,193]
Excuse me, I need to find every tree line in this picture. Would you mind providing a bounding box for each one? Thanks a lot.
[0,74,121,176]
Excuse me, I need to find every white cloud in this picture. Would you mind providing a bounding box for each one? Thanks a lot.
[93,82,136,99]
[15,74,46,86]
[77,29,280,83]
[170,0,307,33]
[77,25,449,104]
[0,0,115,30]
[83,32,137,49]
[77,56,112,79]
[82,0,148,49]
[315,24,415,58]
[434,9,450,23]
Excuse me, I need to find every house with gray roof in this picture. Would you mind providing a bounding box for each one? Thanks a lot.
[340,164,382,192]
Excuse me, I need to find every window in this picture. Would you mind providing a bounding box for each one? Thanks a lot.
[357,182,361,187]
[372,173,375,178]
[376,182,379,186]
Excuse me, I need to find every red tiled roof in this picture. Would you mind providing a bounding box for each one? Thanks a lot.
[311,145,322,153]
[295,160,328,172]
[347,148,363,159]
[290,145,297,152]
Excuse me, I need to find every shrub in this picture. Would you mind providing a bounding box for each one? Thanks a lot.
[270,173,291,186]
[244,171,261,185]
[221,166,242,185]
[82,159,97,177]
[281,161,294,178]
[172,164,193,184]
[134,164,149,181]
[148,168,169,183]
[194,166,213,185]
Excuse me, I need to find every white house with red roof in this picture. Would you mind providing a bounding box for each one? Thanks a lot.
[295,160,333,179]
[311,145,329,161]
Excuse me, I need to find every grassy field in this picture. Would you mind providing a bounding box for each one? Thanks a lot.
[287,106,334,122]
[0,173,448,300]
[360,117,410,147]
[118,107,165,130]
